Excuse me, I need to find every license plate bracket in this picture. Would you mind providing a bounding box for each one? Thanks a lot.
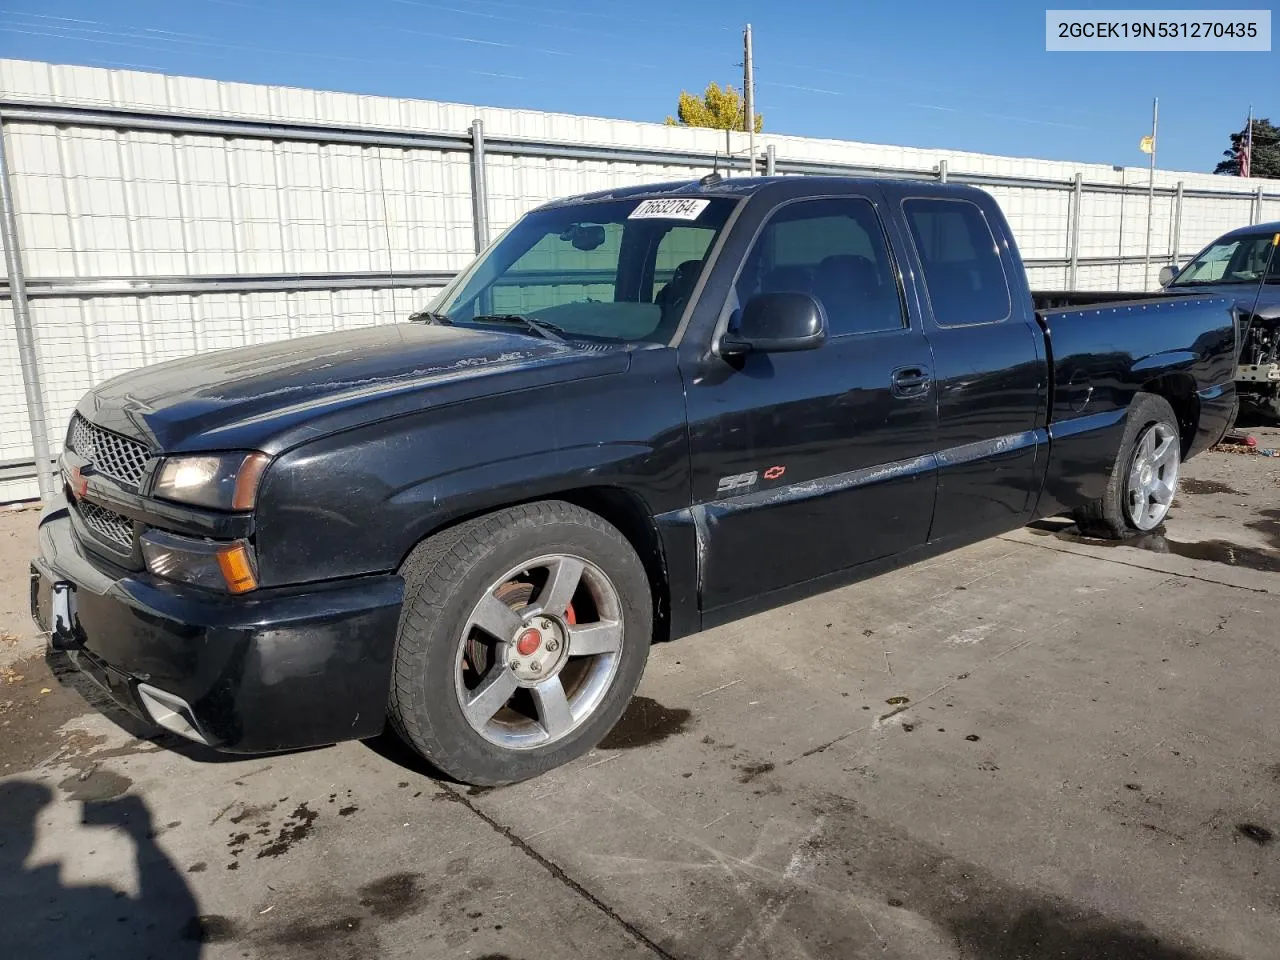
[31,568,85,650]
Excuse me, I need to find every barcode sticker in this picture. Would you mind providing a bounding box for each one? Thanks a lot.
[628,198,711,220]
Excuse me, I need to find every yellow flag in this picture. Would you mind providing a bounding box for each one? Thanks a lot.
[1139,135,1155,154]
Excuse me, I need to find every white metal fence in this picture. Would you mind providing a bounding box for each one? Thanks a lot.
[2,58,1278,503]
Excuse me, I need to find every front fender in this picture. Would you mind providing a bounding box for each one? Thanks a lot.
[251,350,690,587]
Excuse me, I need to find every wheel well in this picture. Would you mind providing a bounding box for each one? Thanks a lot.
[399,487,672,644]
[1141,375,1198,457]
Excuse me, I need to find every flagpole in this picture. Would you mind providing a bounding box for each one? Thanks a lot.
[1144,97,1158,288]
[1243,104,1253,177]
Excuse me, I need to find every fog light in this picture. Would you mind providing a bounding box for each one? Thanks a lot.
[141,529,259,594]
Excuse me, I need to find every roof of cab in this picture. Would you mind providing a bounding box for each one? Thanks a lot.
[1220,219,1280,239]
[539,175,977,209]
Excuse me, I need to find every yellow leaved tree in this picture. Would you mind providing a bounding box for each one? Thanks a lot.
[665,82,763,133]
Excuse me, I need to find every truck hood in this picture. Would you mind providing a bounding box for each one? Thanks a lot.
[78,323,626,454]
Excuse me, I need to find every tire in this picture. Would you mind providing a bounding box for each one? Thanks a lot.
[388,501,652,785]
[1073,393,1182,539]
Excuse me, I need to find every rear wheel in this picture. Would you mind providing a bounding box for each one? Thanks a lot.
[389,501,652,785]
[1074,393,1181,538]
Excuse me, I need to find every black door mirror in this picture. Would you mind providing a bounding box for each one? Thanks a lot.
[1157,264,1177,287]
[721,292,828,355]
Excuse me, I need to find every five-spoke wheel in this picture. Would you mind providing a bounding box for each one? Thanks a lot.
[457,554,624,748]
[389,501,652,785]
[1124,420,1180,531]
[1074,393,1183,539]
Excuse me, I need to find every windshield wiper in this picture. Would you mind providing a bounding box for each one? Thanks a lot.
[467,313,567,343]
[408,309,453,325]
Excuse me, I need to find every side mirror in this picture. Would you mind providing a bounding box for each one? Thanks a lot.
[1158,264,1177,287]
[721,292,828,355]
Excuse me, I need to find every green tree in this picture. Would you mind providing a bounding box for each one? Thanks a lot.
[1214,117,1279,178]
[665,82,763,133]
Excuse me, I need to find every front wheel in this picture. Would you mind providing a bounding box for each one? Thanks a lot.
[1074,393,1181,538]
[388,501,652,785]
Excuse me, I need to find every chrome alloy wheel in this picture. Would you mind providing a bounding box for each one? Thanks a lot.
[454,554,624,749]
[1124,421,1180,531]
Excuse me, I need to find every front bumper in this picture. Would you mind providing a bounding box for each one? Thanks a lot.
[30,498,404,754]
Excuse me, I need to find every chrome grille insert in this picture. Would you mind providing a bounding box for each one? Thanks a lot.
[68,414,152,487]
[77,499,134,549]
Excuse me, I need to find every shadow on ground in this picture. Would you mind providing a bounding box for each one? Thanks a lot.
[0,781,204,959]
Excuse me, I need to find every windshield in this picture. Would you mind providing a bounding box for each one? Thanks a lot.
[429,196,737,344]
[1171,231,1280,287]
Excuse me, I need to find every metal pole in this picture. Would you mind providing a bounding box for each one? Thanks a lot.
[743,23,755,176]
[1143,97,1157,288]
[937,159,948,183]
[1170,180,1183,263]
[1243,104,1253,177]
[0,118,56,503]
[469,118,489,253]
[1254,185,1264,225]
[1068,172,1082,288]
[1116,166,1126,290]
[764,143,776,177]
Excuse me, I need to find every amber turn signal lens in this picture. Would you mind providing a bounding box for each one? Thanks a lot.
[216,543,258,594]
[231,452,272,511]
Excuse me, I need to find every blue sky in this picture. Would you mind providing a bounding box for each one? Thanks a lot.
[0,0,1273,174]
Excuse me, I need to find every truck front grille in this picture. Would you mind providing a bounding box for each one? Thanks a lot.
[76,499,134,549]
[68,414,152,488]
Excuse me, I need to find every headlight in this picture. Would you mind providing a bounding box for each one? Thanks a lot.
[152,452,271,511]
[140,529,259,594]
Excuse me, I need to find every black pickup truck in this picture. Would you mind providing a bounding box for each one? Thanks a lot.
[32,176,1237,784]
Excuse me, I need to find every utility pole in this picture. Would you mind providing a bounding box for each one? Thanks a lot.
[743,23,755,175]
[1143,97,1158,288]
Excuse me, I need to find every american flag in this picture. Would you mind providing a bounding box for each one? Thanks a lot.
[1241,118,1253,178]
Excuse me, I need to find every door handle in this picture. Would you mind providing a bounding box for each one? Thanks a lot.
[891,367,932,399]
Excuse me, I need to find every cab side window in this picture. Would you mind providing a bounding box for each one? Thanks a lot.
[734,198,906,337]
[903,198,1011,327]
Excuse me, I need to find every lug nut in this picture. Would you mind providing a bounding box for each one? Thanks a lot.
[545,639,559,652]
[530,661,542,673]
[509,660,520,672]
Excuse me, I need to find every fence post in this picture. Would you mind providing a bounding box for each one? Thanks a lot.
[1116,167,1127,290]
[764,143,776,177]
[0,117,56,503]
[937,159,948,183]
[1068,172,1082,289]
[1170,180,1183,263]
[470,119,489,253]
[1254,185,1265,225]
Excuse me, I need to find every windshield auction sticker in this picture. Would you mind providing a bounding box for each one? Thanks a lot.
[1046,10,1271,50]
[629,198,711,220]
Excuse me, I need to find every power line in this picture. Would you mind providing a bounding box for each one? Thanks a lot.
[0,13,529,80]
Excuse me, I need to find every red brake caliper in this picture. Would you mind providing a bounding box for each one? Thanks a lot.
[565,604,577,626]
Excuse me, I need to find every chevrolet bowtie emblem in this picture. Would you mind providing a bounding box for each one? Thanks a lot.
[68,465,89,500]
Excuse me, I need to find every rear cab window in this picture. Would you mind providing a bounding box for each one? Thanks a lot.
[903,198,1011,327]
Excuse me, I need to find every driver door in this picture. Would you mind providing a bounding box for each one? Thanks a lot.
[681,191,939,614]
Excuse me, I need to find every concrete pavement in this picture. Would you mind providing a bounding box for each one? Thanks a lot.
[1,436,1277,960]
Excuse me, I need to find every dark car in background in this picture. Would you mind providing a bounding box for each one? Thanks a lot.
[1160,221,1280,420]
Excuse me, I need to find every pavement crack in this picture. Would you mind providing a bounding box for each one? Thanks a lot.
[1000,535,1271,594]
[436,785,680,960]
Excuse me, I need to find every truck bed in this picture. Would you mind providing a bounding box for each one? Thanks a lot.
[1031,291,1238,517]
[1031,289,1195,311]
